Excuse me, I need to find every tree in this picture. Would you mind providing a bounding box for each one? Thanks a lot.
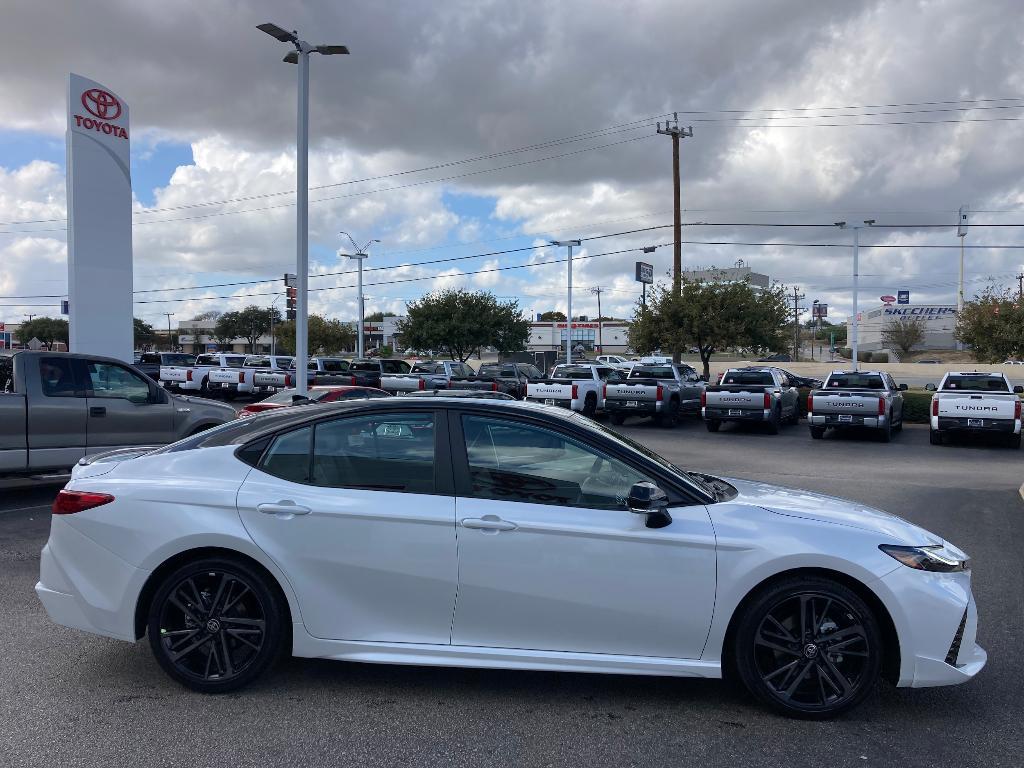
[211,312,239,349]
[15,317,69,350]
[538,310,566,321]
[364,311,397,323]
[397,289,529,361]
[628,279,789,379]
[214,306,281,353]
[881,316,927,360]
[273,315,356,355]
[133,317,155,348]
[956,286,1024,361]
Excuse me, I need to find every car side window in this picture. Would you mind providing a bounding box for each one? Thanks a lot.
[85,361,152,403]
[311,412,436,493]
[260,426,313,484]
[39,357,81,398]
[1,356,14,393]
[461,415,654,510]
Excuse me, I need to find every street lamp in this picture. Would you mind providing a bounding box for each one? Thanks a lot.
[257,22,349,395]
[551,239,581,364]
[835,219,874,371]
[339,232,380,358]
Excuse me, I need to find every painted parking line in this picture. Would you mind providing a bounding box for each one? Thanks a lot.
[0,504,53,516]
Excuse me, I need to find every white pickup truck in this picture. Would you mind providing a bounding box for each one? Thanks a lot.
[209,354,293,399]
[252,356,352,391]
[927,371,1024,447]
[160,353,246,395]
[525,363,622,417]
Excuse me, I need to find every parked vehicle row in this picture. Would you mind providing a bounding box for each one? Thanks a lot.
[525,363,623,417]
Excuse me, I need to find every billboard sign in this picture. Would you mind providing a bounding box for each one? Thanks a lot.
[880,295,897,304]
[812,304,828,318]
[635,261,654,284]
[897,290,910,304]
[67,73,133,362]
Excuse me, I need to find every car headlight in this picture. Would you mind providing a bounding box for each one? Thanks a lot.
[879,544,969,572]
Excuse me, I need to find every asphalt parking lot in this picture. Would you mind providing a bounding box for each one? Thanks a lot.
[1,417,1021,768]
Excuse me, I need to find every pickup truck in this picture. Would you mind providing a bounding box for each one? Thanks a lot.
[595,354,636,371]
[926,371,1024,447]
[701,367,800,434]
[807,370,907,442]
[525,363,623,417]
[449,362,545,399]
[210,355,293,399]
[135,352,194,381]
[604,363,706,428]
[380,360,475,393]
[251,356,351,391]
[0,350,235,476]
[346,358,413,389]
[160,352,246,394]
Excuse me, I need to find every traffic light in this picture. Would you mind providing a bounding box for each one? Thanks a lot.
[286,286,297,321]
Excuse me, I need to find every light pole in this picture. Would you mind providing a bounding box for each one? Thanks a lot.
[552,240,581,364]
[835,220,873,371]
[258,23,349,394]
[811,300,818,361]
[269,293,284,356]
[957,206,968,350]
[163,312,175,352]
[340,232,380,359]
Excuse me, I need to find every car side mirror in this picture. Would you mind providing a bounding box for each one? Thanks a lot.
[1014,385,1024,394]
[899,383,908,391]
[627,481,672,529]
[925,383,936,392]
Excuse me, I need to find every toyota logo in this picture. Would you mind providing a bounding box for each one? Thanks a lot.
[81,89,122,121]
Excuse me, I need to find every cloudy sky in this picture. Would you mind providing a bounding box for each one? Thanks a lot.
[2,0,1024,334]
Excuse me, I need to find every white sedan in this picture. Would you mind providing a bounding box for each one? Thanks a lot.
[36,399,983,718]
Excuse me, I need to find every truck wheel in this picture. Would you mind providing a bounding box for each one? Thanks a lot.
[879,416,892,443]
[929,430,943,446]
[809,426,825,440]
[766,406,781,435]
[610,413,626,426]
[223,390,236,402]
[582,394,597,418]
[199,377,209,395]
[1009,433,1022,449]
[658,399,681,429]
[705,419,721,433]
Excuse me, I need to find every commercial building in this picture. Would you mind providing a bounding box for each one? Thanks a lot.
[851,304,958,352]
[175,316,405,356]
[527,320,630,354]
[680,264,770,289]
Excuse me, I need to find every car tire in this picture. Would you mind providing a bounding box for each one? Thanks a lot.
[879,416,892,443]
[733,576,883,719]
[658,399,681,429]
[705,419,721,433]
[582,394,597,419]
[766,406,781,435]
[1009,433,1022,449]
[929,429,943,446]
[199,377,209,395]
[809,426,825,440]
[610,413,626,426]
[223,390,236,402]
[147,556,287,694]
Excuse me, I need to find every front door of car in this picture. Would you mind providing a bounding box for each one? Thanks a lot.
[236,409,458,644]
[82,359,175,450]
[449,413,717,659]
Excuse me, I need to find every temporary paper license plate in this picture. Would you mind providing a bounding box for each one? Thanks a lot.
[544,399,556,406]
[838,414,853,423]
[626,400,639,408]
[728,409,743,416]
[968,418,984,427]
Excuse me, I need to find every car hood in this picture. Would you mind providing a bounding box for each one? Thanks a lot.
[172,393,236,413]
[725,477,943,545]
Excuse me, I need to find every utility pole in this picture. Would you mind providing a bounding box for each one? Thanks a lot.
[590,286,604,354]
[957,206,968,351]
[791,286,805,361]
[836,220,873,371]
[552,240,581,364]
[1016,272,1024,301]
[23,314,36,323]
[340,233,380,359]
[163,313,175,352]
[657,115,693,364]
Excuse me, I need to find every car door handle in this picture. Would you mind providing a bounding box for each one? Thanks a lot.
[89,406,106,417]
[257,502,312,516]
[461,516,517,532]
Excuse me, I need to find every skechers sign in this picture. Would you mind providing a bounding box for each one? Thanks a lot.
[883,306,957,321]
[72,88,128,140]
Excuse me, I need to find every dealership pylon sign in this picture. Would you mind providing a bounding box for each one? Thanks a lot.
[66,73,133,362]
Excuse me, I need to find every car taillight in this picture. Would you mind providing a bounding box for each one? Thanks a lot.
[807,393,813,413]
[763,393,771,409]
[350,376,357,385]
[572,384,579,399]
[878,397,886,416]
[186,369,193,382]
[603,384,607,399]
[656,385,664,401]
[238,372,245,383]
[418,378,426,390]
[932,398,939,417]
[492,381,499,391]
[52,490,114,515]
[700,390,707,407]
[284,374,292,387]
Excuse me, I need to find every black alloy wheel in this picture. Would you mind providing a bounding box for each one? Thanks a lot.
[610,413,626,426]
[583,394,597,418]
[657,399,680,428]
[879,414,892,443]
[735,578,881,718]
[766,406,781,435]
[148,557,285,693]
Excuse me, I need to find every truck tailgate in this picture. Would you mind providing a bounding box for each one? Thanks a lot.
[527,382,574,399]
[704,388,767,409]
[811,392,881,414]
[937,394,1018,419]
[381,375,425,391]
[449,378,497,391]
[605,382,659,401]
[210,368,246,384]
[253,370,288,388]
[159,366,189,382]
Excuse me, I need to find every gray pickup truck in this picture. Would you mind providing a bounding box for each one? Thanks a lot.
[604,363,706,427]
[807,370,907,442]
[701,367,800,434]
[0,350,236,476]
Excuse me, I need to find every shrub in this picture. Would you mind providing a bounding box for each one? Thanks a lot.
[839,347,852,359]
[872,351,889,363]
[857,350,873,362]
[901,391,933,423]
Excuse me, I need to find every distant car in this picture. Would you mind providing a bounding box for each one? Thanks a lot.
[400,389,515,400]
[236,385,391,418]
[918,359,943,364]
[757,353,792,363]
[135,352,195,382]
[775,368,824,389]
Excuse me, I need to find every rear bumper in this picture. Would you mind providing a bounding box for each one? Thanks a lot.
[809,413,889,428]
[703,406,770,422]
[526,397,578,411]
[932,416,1019,434]
[605,400,661,414]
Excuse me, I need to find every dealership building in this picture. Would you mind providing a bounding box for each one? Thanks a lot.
[526,321,631,354]
[850,304,958,352]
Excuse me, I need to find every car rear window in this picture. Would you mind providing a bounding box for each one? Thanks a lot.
[411,363,442,374]
[942,375,1010,392]
[222,357,246,368]
[552,366,594,379]
[350,361,380,372]
[722,371,774,385]
[826,374,885,389]
[162,354,194,366]
[381,360,411,374]
[245,357,272,368]
[630,366,675,380]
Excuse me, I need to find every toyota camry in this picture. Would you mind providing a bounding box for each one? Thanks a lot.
[36,399,983,718]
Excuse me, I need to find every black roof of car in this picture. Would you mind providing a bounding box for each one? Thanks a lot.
[400,389,515,399]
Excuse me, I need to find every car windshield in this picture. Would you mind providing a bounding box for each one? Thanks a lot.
[826,374,885,389]
[630,366,675,380]
[722,371,774,385]
[477,365,502,377]
[273,358,293,369]
[942,375,1010,392]
[552,366,594,379]
[220,357,245,368]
